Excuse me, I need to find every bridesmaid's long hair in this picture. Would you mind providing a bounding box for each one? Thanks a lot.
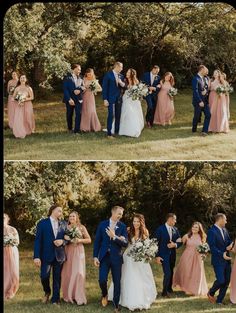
[128,213,149,242]
[85,68,96,80]
[187,222,206,243]
[68,211,81,226]
[16,73,30,87]
[127,68,139,86]
[162,72,175,86]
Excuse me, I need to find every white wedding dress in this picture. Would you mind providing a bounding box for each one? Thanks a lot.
[112,90,144,137]
[108,238,157,311]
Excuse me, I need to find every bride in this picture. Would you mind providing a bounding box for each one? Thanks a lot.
[113,69,144,137]
[108,213,157,311]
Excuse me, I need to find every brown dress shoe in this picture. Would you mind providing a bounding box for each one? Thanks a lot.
[107,135,115,139]
[101,296,108,307]
[207,292,216,304]
[41,294,50,303]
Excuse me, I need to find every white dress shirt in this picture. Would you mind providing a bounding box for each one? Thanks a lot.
[215,224,225,241]
[150,72,155,86]
[50,216,59,238]
[72,73,82,88]
[165,223,173,241]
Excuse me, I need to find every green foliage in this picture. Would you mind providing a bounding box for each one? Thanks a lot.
[4,162,236,239]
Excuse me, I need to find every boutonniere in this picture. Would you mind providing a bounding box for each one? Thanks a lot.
[154,76,158,80]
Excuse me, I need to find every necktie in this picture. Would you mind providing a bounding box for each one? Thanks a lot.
[220,228,225,241]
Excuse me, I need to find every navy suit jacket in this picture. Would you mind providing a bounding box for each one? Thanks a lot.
[141,72,161,98]
[192,74,207,106]
[207,225,232,267]
[102,71,124,105]
[63,73,83,104]
[93,219,128,262]
[154,224,182,260]
[34,218,68,264]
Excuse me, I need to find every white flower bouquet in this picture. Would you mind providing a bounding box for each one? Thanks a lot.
[225,85,234,94]
[168,87,178,98]
[89,80,102,95]
[15,93,26,105]
[196,242,210,260]
[64,226,83,243]
[4,233,19,247]
[216,86,227,95]
[127,83,149,101]
[127,238,158,262]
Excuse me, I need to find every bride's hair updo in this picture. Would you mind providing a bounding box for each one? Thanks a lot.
[128,213,149,242]
[127,68,139,86]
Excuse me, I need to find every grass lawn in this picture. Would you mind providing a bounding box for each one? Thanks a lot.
[4,89,236,160]
[4,245,235,313]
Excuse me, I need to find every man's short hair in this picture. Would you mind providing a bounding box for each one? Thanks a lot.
[111,205,124,213]
[215,213,226,222]
[152,65,160,70]
[198,64,206,72]
[166,213,176,220]
[114,61,123,67]
[71,63,81,70]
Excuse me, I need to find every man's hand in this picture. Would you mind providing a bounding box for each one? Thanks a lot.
[149,87,156,92]
[54,239,64,247]
[64,235,70,241]
[94,257,100,267]
[74,90,81,95]
[156,257,163,264]
[167,241,177,249]
[199,101,204,107]
[69,99,75,106]
[223,252,232,261]
[202,89,207,96]
[103,100,109,107]
[106,227,115,239]
[34,258,41,267]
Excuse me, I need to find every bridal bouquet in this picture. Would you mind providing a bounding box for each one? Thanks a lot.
[216,86,227,95]
[127,238,158,263]
[225,85,234,94]
[15,93,26,105]
[196,242,210,260]
[64,226,83,242]
[4,233,19,247]
[89,80,102,95]
[168,87,178,98]
[127,83,149,101]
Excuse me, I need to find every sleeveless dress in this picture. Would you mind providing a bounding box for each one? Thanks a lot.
[108,237,157,311]
[173,234,208,296]
[7,81,18,129]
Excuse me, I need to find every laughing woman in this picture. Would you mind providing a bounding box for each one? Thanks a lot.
[61,211,91,305]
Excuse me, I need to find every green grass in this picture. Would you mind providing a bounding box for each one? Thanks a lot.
[4,245,236,313]
[4,89,236,160]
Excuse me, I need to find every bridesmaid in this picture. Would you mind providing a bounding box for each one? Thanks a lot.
[80,68,102,132]
[208,70,229,133]
[173,222,208,296]
[7,71,19,129]
[61,211,91,305]
[4,213,20,300]
[222,72,230,120]
[12,74,35,138]
[153,72,175,126]
[230,239,236,304]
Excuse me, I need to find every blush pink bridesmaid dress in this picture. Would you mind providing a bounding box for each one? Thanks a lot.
[173,234,208,296]
[80,79,102,132]
[61,225,89,305]
[7,82,18,129]
[208,81,229,133]
[153,81,175,126]
[230,242,236,304]
[4,226,20,300]
[12,88,35,138]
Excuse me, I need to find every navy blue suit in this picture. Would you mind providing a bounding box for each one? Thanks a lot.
[63,73,83,133]
[34,218,68,303]
[102,71,124,135]
[192,74,211,133]
[141,72,161,125]
[93,220,128,308]
[154,224,182,295]
[207,225,232,303]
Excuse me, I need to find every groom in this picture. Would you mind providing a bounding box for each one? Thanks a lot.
[192,65,211,135]
[154,213,182,297]
[102,62,125,139]
[63,63,84,133]
[93,206,128,312]
[141,65,161,128]
[33,204,68,305]
[207,213,233,305]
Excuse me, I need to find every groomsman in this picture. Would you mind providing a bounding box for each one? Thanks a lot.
[198,68,210,124]
[33,205,68,305]
[141,65,161,128]
[63,63,84,133]
[207,213,233,305]
[93,206,128,312]
[154,213,182,297]
[192,65,211,135]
